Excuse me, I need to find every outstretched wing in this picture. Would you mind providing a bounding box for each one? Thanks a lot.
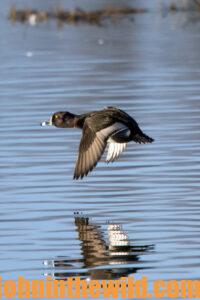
[73,125,106,179]
[73,118,129,179]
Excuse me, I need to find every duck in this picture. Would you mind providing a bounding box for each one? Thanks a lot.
[41,106,154,179]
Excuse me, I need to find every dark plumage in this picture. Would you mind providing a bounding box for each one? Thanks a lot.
[41,106,154,179]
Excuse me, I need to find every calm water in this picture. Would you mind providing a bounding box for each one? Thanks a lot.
[1,0,200,299]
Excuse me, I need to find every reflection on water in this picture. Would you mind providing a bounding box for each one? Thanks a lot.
[44,213,153,280]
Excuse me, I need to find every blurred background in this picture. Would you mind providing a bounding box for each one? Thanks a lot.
[1,0,200,299]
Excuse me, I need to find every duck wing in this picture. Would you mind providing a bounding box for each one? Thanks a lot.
[106,141,127,163]
[106,127,130,163]
[73,117,129,179]
[73,124,106,179]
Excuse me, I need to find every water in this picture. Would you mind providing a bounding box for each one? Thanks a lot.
[1,0,200,298]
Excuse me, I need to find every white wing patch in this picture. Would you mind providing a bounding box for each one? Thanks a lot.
[106,140,127,162]
[94,122,129,163]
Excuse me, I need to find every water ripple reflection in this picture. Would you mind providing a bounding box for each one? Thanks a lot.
[44,213,154,280]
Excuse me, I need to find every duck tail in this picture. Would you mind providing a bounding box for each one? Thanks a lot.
[133,131,154,144]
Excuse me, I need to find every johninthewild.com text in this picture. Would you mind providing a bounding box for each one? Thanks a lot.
[0,276,200,298]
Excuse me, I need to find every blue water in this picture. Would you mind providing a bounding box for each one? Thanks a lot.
[1,0,200,299]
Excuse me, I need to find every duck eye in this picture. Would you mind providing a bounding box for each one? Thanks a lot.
[54,114,59,119]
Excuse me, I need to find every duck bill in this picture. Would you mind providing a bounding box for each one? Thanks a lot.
[41,117,52,127]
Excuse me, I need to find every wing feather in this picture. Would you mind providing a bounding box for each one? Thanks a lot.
[73,118,130,179]
[106,141,127,163]
[73,129,106,179]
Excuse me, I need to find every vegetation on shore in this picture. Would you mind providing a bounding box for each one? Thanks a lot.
[9,6,147,25]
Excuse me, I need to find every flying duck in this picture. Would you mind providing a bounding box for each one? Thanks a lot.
[41,106,154,179]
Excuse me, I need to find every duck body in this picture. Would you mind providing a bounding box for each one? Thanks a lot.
[41,107,154,179]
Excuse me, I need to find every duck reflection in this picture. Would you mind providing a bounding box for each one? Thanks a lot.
[44,212,153,280]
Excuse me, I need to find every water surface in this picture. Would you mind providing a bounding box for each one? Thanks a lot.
[1,0,200,299]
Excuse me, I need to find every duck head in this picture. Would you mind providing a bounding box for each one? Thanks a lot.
[41,111,76,128]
